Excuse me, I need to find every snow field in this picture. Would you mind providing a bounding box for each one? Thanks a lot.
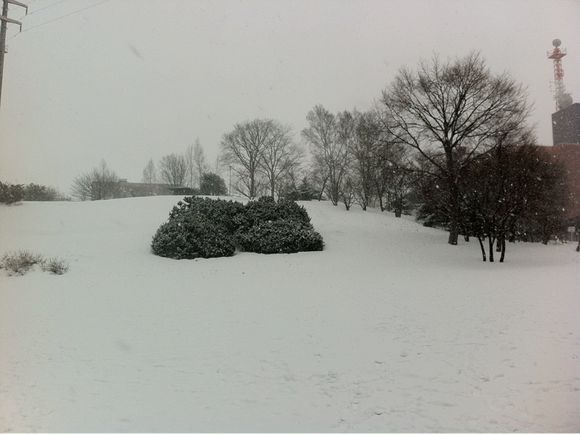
[0,196,579,431]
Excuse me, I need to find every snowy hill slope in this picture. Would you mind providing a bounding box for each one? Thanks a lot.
[1,197,579,432]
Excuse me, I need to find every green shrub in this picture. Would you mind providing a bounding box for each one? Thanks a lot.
[169,196,245,234]
[235,196,311,233]
[152,196,323,259]
[23,183,66,201]
[199,172,227,196]
[275,199,311,225]
[237,219,324,254]
[235,196,278,231]
[151,218,235,259]
[0,182,24,204]
[280,177,317,201]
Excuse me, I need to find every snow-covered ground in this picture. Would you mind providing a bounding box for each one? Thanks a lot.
[0,196,579,432]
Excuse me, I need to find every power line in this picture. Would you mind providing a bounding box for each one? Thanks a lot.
[21,0,109,34]
[28,0,74,16]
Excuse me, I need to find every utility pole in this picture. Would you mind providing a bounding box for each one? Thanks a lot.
[0,0,27,109]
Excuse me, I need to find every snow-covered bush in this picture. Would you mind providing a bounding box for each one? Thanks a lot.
[0,251,44,275]
[237,220,323,254]
[169,196,245,234]
[275,199,311,225]
[41,257,69,275]
[0,251,69,276]
[152,196,323,259]
[235,196,311,233]
[151,218,235,259]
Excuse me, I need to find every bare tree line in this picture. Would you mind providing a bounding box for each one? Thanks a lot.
[220,119,301,199]
[71,140,213,200]
[142,139,209,188]
[218,52,567,260]
[69,51,572,259]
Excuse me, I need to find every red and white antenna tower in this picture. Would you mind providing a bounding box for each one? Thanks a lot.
[547,38,572,111]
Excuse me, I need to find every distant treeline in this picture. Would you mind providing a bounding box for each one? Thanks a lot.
[0,181,70,204]
[68,51,575,262]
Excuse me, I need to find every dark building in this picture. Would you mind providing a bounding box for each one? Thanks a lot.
[117,180,196,197]
[552,103,580,146]
[543,144,580,222]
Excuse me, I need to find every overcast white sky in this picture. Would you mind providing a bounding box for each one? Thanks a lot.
[0,0,579,192]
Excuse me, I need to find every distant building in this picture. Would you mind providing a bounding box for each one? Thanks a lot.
[552,103,580,146]
[117,180,196,197]
[543,143,580,225]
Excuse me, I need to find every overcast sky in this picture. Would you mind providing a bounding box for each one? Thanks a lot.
[0,0,579,192]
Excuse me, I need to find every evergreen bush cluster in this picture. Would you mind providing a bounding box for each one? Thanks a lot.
[0,181,68,204]
[151,219,235,259]
[0,182,24,204]
[151,196,323,259]
[237,219,323,254]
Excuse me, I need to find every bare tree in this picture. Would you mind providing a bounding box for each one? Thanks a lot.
[221,119,276,199]
[142,159,157,184]
[184,139,208,189]
[309,162,329,201]
[158,153,187,187]
[258,123,302,198]
[380,52,531,244]
[184,143,196,188]
[341,170,356,211]
[351,110,380,210]
[302,105,350,206]
[193,139,208,187]
[385,150,415,217]
[71,173,93,201]
[71,160,120,201]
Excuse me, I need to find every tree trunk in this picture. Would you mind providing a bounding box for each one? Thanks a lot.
[394,196,403,218]
[446,157,460,246]
[249,172,256,200]
[317,177,328,201]
[488,236,495,262]
[477,237,487,262]
[499,237,506,262]
[448,224,459,245]
[270,177,276,199]
[378,194,385,212]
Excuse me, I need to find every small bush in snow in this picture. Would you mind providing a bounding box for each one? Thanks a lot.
[237,219,324,254]
[0,251,69,276]
[151,218,235,259]
[0,250,44,275]
[41,257,69,275]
